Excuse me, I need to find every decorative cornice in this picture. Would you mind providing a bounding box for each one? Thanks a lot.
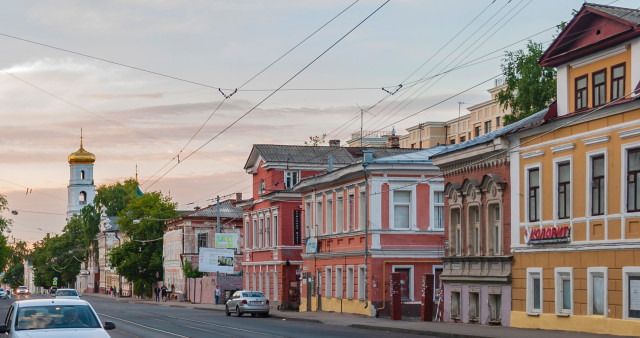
[551,143,575,154]
[521,150,544,159]
[441,157,509,178]
[582,135,610,146]
[619,128,640,139]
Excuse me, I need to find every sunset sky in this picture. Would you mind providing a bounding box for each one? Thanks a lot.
[1,0,632,242]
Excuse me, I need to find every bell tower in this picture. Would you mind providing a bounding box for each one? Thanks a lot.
[67,130,96,220]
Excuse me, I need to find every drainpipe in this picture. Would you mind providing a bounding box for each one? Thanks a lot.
[362,150,373,310]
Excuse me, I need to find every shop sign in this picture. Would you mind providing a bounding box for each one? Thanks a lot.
[525,225,570,244]
[305,237,318,253]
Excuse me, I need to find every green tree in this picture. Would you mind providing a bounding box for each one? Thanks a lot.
[497,41,557,125]
[94,179,140,216]
[109,192,177,297]
[304,134,327,146]
[0,194,12,231]
[9,240,30,266]
[3,263,24,288]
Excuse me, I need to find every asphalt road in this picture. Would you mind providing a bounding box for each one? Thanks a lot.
[0,294,431,338]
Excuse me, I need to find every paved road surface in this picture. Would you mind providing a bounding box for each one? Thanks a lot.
[0,294,432,338]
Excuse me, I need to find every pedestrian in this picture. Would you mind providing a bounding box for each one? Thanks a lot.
[109,286,113,296]
[154,286,160,302]
[161,285,168,302]
[215,285,220,305]
[113,286,117,298]
[6,289,10,299]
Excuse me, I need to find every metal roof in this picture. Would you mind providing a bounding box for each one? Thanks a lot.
[369,146,445,164]
[586,3,640,25]
[180,200,243,219]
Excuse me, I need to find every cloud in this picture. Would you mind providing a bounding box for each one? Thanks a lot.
[78,92,165,99]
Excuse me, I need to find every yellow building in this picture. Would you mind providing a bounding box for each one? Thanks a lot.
[508,4,640,336]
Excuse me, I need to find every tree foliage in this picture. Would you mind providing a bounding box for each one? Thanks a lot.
[109,192,177,296]
[3,263,24,288]
[94,179,140,216]
[304,134,327,146]
[182,260,204,278]
[497,41,556,125]
[9,240,30,267]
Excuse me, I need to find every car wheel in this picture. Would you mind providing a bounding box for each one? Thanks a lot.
[236,306,242,317]
[251,313,256,317]
[263,312,269,318]
[225,306,230,316]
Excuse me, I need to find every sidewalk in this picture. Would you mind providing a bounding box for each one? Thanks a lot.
[84,293,628,338]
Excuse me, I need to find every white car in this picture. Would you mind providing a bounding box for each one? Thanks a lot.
[0,299,116,337]
[54,289,82,299]
[0,288,5,299]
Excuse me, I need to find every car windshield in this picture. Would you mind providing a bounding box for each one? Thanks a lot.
[56,290,78,296]
[15,305,101,330]
[242,292,264,298]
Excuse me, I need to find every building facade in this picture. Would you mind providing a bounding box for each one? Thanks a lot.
[508,4,640,335]
[295,148,445,318]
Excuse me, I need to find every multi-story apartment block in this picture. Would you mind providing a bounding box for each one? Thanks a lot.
[508,4,640,336]
[295,147,445,318]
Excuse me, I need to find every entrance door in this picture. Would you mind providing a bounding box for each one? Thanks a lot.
[305,272,312,311]
[317,271,322,311]
[396,268,410,300]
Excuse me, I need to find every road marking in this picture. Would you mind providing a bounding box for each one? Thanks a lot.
[98,312,189,337]
[162,314,287,337]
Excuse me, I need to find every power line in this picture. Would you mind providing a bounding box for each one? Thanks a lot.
[144,0,391,191]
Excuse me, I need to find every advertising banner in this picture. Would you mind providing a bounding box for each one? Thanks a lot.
[215,233,239,249]
[198,248,235,273]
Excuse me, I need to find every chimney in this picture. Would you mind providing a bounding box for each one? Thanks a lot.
[236,193,242,201]
[329,139,341,147]
[387,135,400,148]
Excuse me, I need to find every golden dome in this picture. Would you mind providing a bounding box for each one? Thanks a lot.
[68,133,95,164]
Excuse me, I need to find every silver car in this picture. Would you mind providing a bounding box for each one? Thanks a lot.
[225,291,270,317]
[54,289,82,299]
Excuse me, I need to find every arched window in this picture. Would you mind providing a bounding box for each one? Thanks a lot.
[79,191,87,205]
[80,170,85,180]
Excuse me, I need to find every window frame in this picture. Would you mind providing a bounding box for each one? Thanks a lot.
[554,267,573,316]
[315,200,323,235]
[622,266,640,320]
[197,232,208,252]
[587,267,608,317]
[326,198,333,235]
[592,68,607,107]
[272,212,278,246]
[335,266,343,299]
[391,189,412,229]
[336,196,344,233]
[484,120,492,134]
[346,266,354,300]
[284,170,300,189]
[358,190,366,230]
[588,151,607,217]
[626,147,640,213]
[258,218,264,248]
[555,158,572,220]
[474,126,481,138]
[432,189,445,230]
[610,63,626,101]
[358,265,366,301]
[526,267,543,315]
[526,165,542,223]
[575,74,588,111]
[325,266,333,298]
[265,215,271,247]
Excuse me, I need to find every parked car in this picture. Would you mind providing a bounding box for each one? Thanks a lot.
[49,286,58,295]
[225,290,269,317]
[15,286,28,295]
[0,289,5,299]
[0,298,116,337]
[54,289,81,299]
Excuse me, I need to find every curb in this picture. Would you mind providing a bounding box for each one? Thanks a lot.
[348,324,488,338]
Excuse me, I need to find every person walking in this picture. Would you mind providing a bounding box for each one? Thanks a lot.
[215,285,220,305]
[154,286,160,302]
[109,286,113,296]
[113,286,117,298]
[161,285,168,302]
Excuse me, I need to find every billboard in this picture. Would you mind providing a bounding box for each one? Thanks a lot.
[215,233,239,249]
[198,248,235,273]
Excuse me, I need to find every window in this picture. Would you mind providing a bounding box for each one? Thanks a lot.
[285,171,299,189]
[358,266,366,300]
[468,205,479,255]
[265,272,270,299]
[336,196,344,232]
[325,267,332,298]
[315,201,323,235]
[346,267,354,299]
[627,148,640,212]
[273,272,278,301]
[336,267,343,299]
[528,168,540,222]
[575,75,588,110]
[197,233,208,252]
[555,268,573,315]
[469,292,480,319]
[459,136,466,143]
[611,63,625,101]
[622,267,640,319]
[348,194,355,231]
[557,162,571,219]
[433,191,444,230]
[252,219,257,249]
[79,191,87,205]
[258,218,264,248]
[488,293,502,321]
[80,170,85,180]
[474,126,481,137]
[489,204,501,255]
[244,220,249,248]
[496,116,501,127]
[326,199,333,234]
[393,191,411,229]
[259,179,265,195]
[484,121,492,134]
[265,217,270,247]
[272,215,278,246]
[526,268,543,314]
[450,139,456,145]
[591,155,605,216]
[450,208,461,255]
[451,291,461,318]
[305,202,312,237]
[592,69,606,107]
[587,267,607,316]
[359,191,366,230]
